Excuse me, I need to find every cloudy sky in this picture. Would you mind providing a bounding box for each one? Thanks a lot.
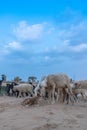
[0,0,87,81]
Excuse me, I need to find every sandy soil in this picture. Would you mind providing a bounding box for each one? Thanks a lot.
[0,96,87,130]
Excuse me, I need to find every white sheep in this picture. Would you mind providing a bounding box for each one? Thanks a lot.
[73,88,87,99]
[13,83,34,97]
[67,82,87,102]
[34,77,47,96]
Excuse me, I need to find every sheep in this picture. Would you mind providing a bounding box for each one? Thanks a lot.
[21,93,41,106]
[48,74,74,104]
[73,88,87,99]
[21,96,40,106]
[6,82,18,96]
[12,83,34,97]
[66,82,87,103]
[34,77,47,96]
[71,82,87,100]
[35,73,74,104]
[74,80,87,89]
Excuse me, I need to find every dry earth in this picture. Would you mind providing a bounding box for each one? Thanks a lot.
[0,96,87,130]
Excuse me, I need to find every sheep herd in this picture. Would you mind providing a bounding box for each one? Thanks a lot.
[2,73,87,105]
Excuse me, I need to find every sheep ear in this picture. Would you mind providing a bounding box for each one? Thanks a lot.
[45,78,47,84]
[75,83,77,86]
[37,92,41,97]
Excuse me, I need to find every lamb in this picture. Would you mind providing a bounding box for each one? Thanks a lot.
[21,96,40,106]
[74,80,87,89]
[21,93,42,106]
[6,82,18,96]
[12,83,34,97]
[66,82,87,102]
[73,88,87,99]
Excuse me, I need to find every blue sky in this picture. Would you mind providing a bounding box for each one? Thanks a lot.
[0,0,87,81]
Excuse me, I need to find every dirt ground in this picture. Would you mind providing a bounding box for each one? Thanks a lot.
[0,96,87,130]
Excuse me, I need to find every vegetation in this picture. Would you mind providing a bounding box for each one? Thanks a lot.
[1,74,7,81]
[28,76,37,83]
[13,76,22,83]
[0,86,7,96]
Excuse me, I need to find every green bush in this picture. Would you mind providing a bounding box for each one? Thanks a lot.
[0,86,7,96]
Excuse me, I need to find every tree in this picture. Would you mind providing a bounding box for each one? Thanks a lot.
[28,76,37,83]
[14,76,22,83]
[1,74,6,81]
[70,78,74,83]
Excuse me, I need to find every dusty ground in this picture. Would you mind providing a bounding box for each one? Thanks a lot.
[0,96,87,130]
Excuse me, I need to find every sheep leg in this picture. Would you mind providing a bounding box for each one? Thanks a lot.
[62,88,66,103]
[52,84,55,104]
[55,89,59,102]
[16,90,19,97]
[47,89,52,103]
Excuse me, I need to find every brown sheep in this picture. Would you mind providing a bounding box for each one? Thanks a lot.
[21,96,40,106]
[39,73,74,104]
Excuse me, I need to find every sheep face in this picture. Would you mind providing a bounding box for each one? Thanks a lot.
[40,78,47,88]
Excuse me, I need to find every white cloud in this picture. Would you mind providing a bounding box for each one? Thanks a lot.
[69,43,87,52]
[60,40,87,52]
[13,21,44,41]
[5,41,22,50]
[1,19,87,62]
[44,56,50,61]
[0,41,22,61]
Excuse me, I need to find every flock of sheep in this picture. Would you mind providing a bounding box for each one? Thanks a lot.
[2,73,87,105]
